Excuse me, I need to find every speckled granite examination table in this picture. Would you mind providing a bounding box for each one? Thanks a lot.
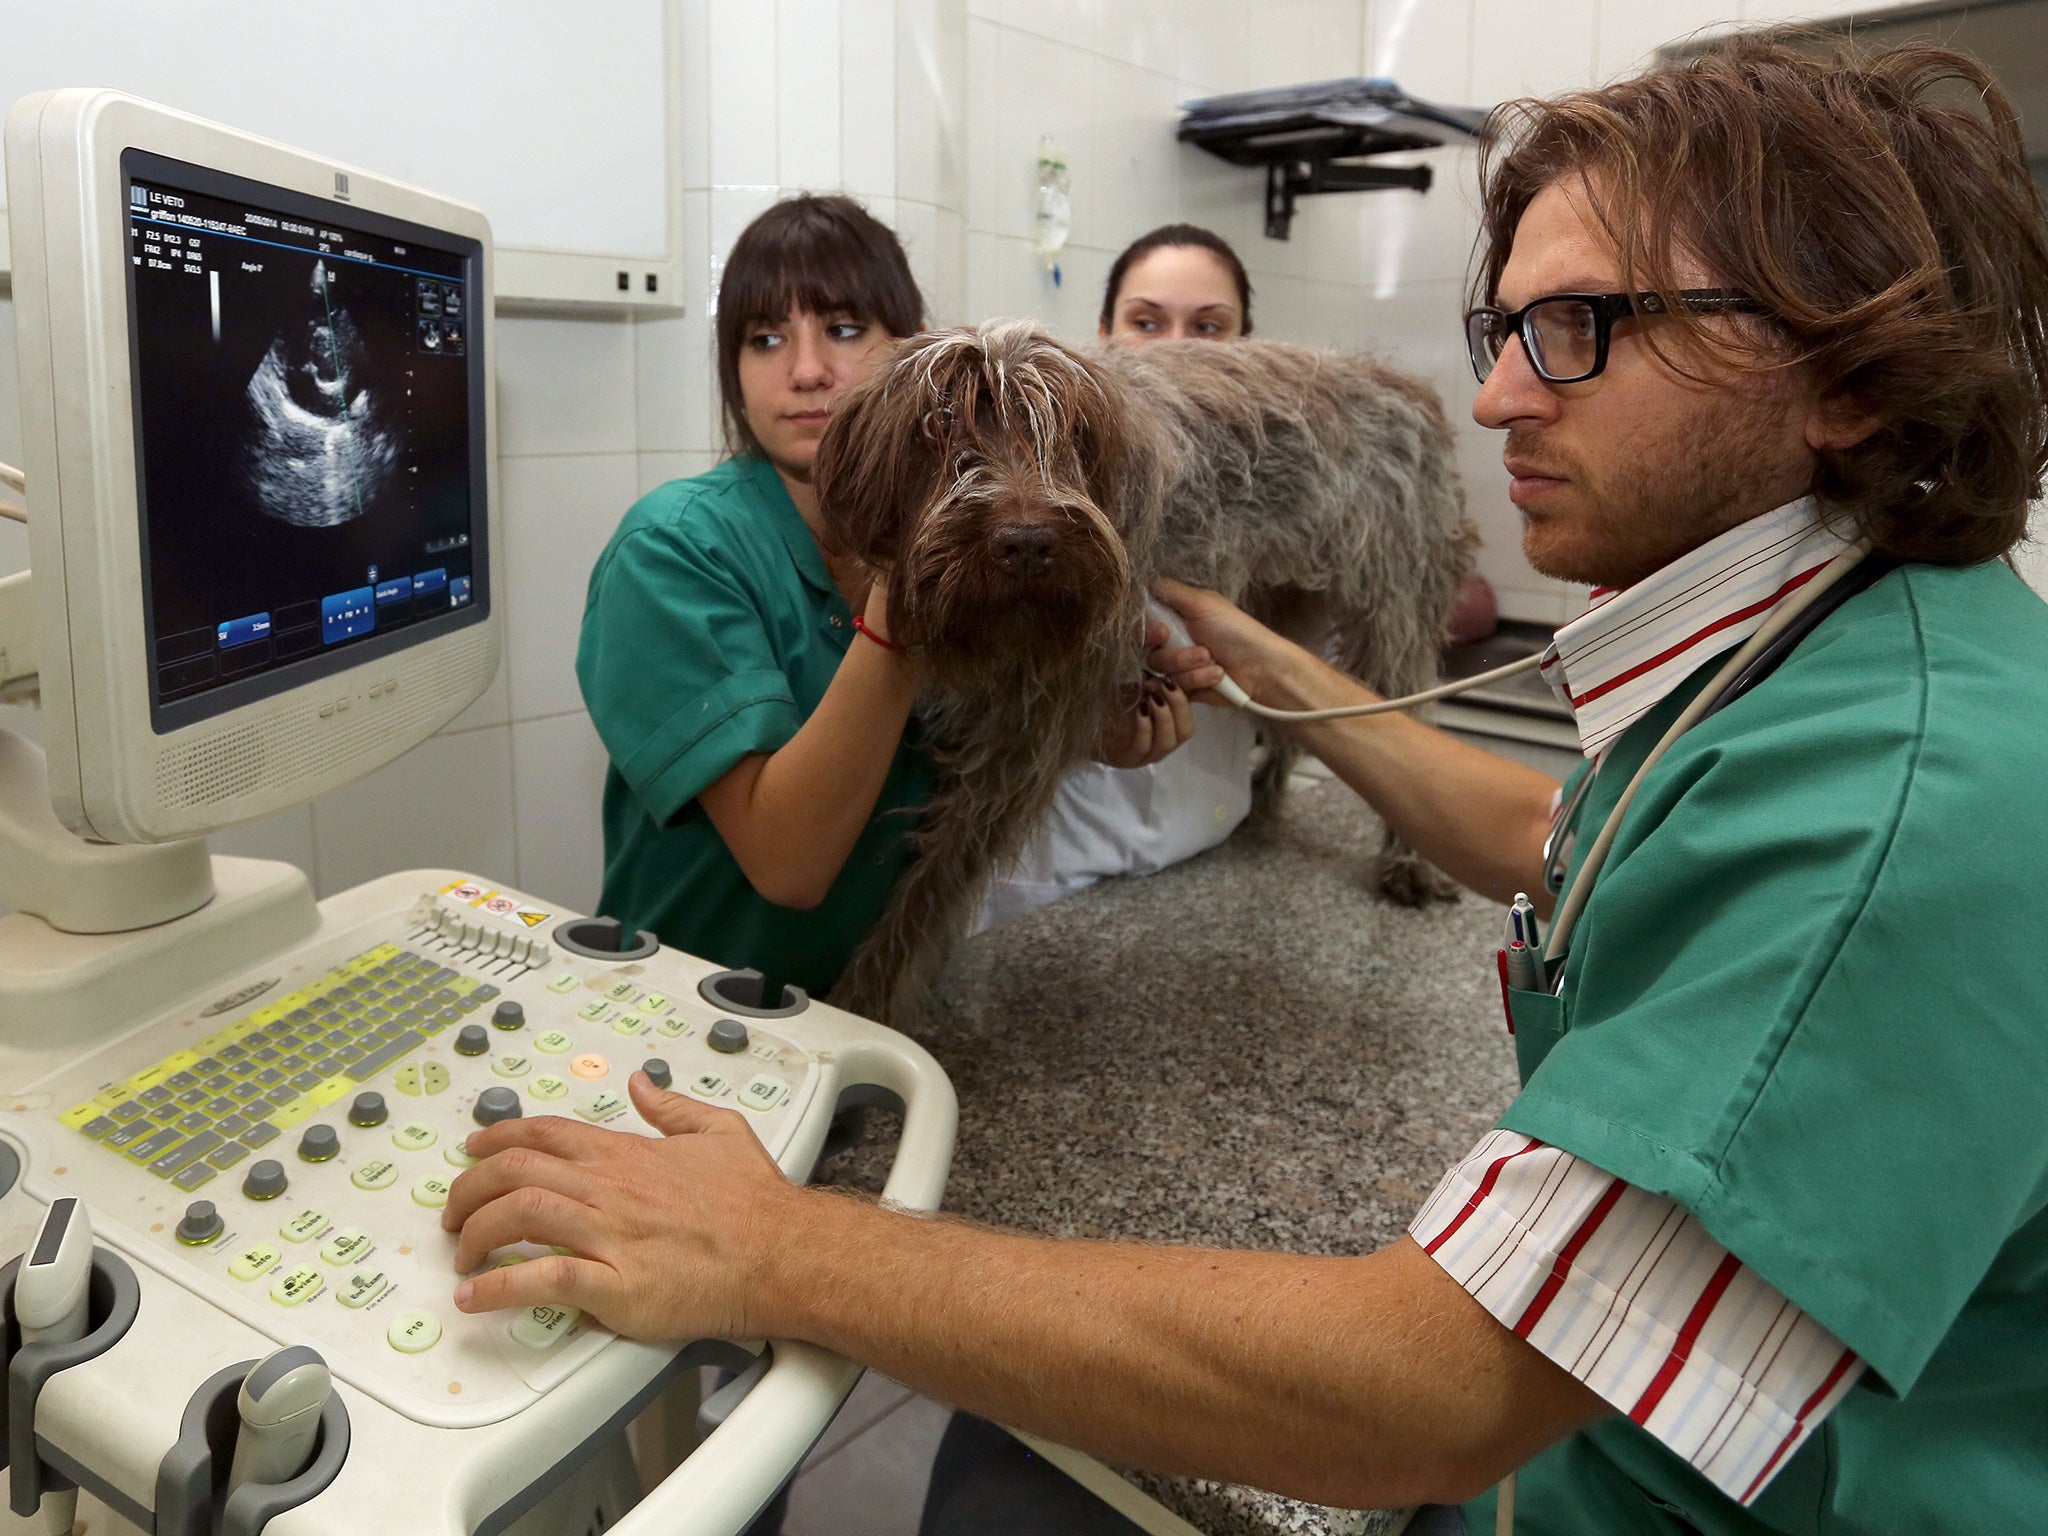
[818,779,1520,1536]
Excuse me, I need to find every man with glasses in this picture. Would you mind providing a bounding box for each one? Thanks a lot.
[444,35,2048,1535]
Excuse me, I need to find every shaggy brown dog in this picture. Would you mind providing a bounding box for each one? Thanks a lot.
[815,322,1475,1022]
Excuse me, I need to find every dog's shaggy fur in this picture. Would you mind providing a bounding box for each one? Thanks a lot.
[815,321,1476,1021]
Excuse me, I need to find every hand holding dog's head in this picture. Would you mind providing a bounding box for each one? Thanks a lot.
[814,322,1163,675]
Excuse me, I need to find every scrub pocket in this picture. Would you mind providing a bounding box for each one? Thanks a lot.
[1508,986,1569,1083]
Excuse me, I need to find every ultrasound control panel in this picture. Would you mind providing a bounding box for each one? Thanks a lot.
[9,878,820,1431]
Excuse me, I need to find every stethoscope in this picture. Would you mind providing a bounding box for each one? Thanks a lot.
[1177,540,1889,981]
[1535,543,1889,978]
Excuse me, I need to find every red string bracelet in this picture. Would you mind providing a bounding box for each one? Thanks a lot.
[851,614,897,652]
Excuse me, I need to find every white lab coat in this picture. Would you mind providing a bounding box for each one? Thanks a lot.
[974,703,1258,930]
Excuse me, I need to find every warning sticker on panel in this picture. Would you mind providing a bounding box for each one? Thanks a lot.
[441,881,486,904]
[481,895,519,918]
[516,908,552,928]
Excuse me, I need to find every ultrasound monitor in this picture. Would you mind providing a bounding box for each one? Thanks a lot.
[7,90,499,844]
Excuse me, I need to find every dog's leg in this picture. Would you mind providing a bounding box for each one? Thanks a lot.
[1239,584,1325,824]
[1327,605,1462,906]
[1249,730,1296,821]
[834,737,1068,1026]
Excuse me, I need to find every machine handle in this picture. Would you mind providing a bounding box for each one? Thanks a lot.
[601,1025,958,1536]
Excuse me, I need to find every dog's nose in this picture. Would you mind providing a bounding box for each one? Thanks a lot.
[994,524,1060,579]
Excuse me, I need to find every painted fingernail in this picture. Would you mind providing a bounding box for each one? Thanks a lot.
[454,1281,474,1309]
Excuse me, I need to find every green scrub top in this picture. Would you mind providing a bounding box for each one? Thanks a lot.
[1468,560,2048,1535]
[575,456,930,998]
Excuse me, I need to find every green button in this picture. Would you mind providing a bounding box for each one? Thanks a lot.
[530,1075,569,1101]
[611,1013,647,1037]
[279,1209,329,1243]
[738,1074,789,1112]
[419,1061,451,1095]
[387,1309,442,1352]
[445,1142,479,1169]
[510,1303,581,1350]
[270,1265,323,1306]
[351,1158,400,1191]
[535,1030,574,1055]
[493,1054,531,1078]
[656,1016,691,1039]
[576,1090,628,1123]
[546,972,580,995]
[412,1175,452,1208]
[638,993,671,1015]
[338,1269,389,1309]
[229,1242,281,1282]
[690,1073,729,1098]
[392,1122,437,1152]
[604,980,639,1003]
[576,999,611,1022]
[321,1228,373,1264]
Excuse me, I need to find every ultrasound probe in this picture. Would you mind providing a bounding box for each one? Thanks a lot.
[17,1198,93,1535]
[1146,595,1543,721]
[228,1346,333,1493]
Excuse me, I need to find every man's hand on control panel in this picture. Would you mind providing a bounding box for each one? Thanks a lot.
[443,1072,802,1341]
[444,1068,1606,1510]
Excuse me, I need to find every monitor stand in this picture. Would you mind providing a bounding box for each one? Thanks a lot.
[0,573,316,1057]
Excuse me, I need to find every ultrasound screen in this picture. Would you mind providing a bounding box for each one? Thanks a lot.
[123,152,486,731]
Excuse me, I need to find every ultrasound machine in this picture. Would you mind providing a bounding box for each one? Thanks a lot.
[0,90,957,1536]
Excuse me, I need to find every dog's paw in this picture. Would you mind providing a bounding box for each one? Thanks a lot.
[1374,851,1460,906]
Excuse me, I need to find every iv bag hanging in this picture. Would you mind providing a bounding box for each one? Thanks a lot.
[1034,135,1071,287]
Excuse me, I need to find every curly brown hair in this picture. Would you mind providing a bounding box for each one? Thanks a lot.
[1474,31,2048,566]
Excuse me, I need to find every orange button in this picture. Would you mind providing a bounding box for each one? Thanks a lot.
[570,1054,609,1080]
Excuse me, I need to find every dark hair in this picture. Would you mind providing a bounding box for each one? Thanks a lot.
[1100,224,1255,335]
[1475,32,2048,566]
[716,194,925,458]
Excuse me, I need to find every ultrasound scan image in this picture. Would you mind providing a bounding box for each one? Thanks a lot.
[239,260,400,529]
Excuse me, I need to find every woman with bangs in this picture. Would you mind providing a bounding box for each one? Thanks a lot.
[575,195,925,1000]
[577,195,1188,1003]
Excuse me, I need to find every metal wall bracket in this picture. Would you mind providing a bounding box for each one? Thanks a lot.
[1177,76,1485,241]
[1263,159,1433,240]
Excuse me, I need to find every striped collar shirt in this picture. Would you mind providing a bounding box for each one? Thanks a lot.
[1540,498,1857,757]
[1411,1131,1865,1506]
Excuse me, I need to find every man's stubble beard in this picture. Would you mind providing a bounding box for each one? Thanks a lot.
[1517,384,1812,591]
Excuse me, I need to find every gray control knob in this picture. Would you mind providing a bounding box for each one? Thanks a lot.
[474,1087,523,1126]
[348,1092,388,1127]
[491,1000,526,1030]
[243,1159,288,1200]
[176,1200,223,1245]
[298,1124,340,1162]
[643,1058,672,1091]
[455,1024,491,1056]
[706,1018,750,1054]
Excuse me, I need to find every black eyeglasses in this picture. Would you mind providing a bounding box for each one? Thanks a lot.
[1463,290,1765,385]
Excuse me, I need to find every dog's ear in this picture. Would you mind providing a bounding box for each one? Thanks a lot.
[813,334,949,567]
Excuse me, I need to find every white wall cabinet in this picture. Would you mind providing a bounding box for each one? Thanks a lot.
[0,0,684,311]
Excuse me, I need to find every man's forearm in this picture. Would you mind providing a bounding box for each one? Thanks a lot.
[1260,645,1561,908]
[759,1195,1601,1509]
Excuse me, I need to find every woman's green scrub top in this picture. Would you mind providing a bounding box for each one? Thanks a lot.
[575,456,929,998]
[1470,560,2048,1534]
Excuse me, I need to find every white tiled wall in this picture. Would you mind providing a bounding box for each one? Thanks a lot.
[0,0,2007,931]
